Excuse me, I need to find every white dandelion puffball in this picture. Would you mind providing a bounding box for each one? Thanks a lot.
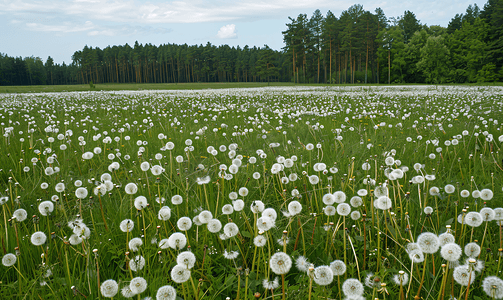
[158,206,171,221]
[494,208,503,221]
[38,201,54,216]
[140,161,150,172]
[158,239,170,249]
[55,182,65,193]
[480,189,493,201]
[438,232,455,246]
[31,231,47,246]
[228,192,238,200]
[270,252,292,275]
[151,165,163,176]
[409,250,425,263]
[313,266,333,286]
[375,196,392,210]
[171,265,191,283]
[256,216,275,232]
[357,189,368,197]
[465,212,483,227]
[130,276,147,294]
[100,279,119,298]
[465,242,481,258]
[263,277,280,290]
[417,232,440,254]
[440,243,462,262]
[337,203,351,216]
[262,208,277,221]
[2,253,17,267]
[350,196,363,207]
[460,190,470,198]
[233,199,245,211]
[75,187,88,199]
[223,250,239,259]
[250,201,265,213]
[445,184,455,194]
[374,185,388,197]
[12,209,28,222]
[333,191,346,203]
[129,255,146,272]
[129,237,143,252]
[322,193,336,205]
[198,210,213,224]
[323,206,336,216]
[222,204,234,215]
[125,183,138,195]
[424,206,434,215]
[330,260,346,276]
[254,235,267,247]
[171,195,183,205]
[342,278,364,298]
[288,201,302,216]
[177,251,196,269]
[295,256,310,272]
[350,211,361,220]
[134,196,148,210]
[453,265,475,286]
[168,232,187,250]
[480,207,495,222]
[482,276,503,299]
[177,217,192,231]
[309,175,319,185]
[223,222,239,237]
[238,187,249,197]
[121,286,135,298]
[156,285,177,300]
[207,219,222,233]
[393,272,409,286]
[120,219,134,233]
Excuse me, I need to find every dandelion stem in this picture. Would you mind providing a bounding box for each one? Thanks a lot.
[415,254,428,299]
[478,221,489,260]
[281,274,286,300]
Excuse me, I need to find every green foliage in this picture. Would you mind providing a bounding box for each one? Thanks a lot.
[0,86,503,300]
[417,36,450,83]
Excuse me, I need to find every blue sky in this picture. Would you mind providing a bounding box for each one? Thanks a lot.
[0,0,488,65]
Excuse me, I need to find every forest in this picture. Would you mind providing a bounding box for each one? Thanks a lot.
[0,0,502,86]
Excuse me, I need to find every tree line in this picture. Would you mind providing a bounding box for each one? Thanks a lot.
[1,0,502,86]
[282,1,503,84]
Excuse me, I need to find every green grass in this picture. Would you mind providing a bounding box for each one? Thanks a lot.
[0,85,502,300]
[0,82,298,93]
[1,81,501,94]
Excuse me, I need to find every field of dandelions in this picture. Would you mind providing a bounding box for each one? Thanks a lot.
[1,85,503,300]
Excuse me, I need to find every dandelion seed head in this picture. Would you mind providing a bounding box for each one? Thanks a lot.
[342,278,364,297]
[440,243,462,262]
[313,266,333,286]
[2,253,17,267]
[330,260,346,276]
[100,279,119,298]
[270,252,292,275]
[482,276,503,299]
[417,232,440,254]
[453,265,475,286]
[156,285,176,300]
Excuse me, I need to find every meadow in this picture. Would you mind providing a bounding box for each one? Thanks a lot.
[0,85,502,300]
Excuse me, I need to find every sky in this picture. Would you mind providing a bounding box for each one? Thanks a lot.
[0,0,489,65]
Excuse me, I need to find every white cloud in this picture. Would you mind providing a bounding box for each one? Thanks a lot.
[0,0,488,26]
[217,24,237,39]
[25,20,95,33]
[23,19,172,36]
